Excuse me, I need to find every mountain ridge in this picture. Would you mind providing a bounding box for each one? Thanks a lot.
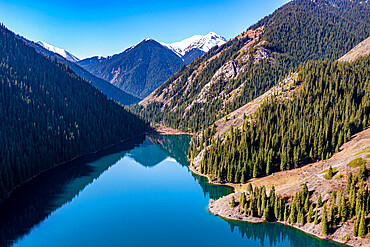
[77,39,185,99]
[77,33,226,98]
[160,32,227,64]
[22,37,140,105]
[36,40,80,63]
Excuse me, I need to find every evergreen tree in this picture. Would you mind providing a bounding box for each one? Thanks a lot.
[229,196,236,208]
[358,212,366,238]
[327,166,334,179]
[339,191,347,222]
[358,164,367,182]
[247,183,253,193]
[322,204,328,236]
[314,210,319,225]
[307,204,313,223]
[317,194,323,208]
[353,217,359,237]
[240,193,246,209]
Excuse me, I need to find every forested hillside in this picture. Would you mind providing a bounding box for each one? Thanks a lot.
[190,55,370,183]
[136,0,370,133]
[0,24,149,201]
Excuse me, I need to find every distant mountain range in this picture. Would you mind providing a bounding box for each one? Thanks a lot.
[29,33,226,99]
[21,38,140,105]
[77,39,184,99]
[77,32,227,99]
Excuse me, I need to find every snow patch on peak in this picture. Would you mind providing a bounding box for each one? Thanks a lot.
[36,41,80,63]
[160,32,227,57]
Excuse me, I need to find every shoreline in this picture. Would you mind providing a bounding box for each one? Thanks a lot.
[1,132,149,204]
[188,166,369,247]
[207,192,370,247]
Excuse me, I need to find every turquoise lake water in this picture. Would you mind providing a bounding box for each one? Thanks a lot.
[0,135,343,247]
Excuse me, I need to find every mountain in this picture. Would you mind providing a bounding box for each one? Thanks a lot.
[77,33,226,99]
[77,39,185,99]
[0,24,149,202]
[35,40,80,62]
[161,32,227,65]
[136,0,370,133]
[22,38,140,105]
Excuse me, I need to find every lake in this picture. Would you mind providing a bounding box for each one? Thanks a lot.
[0,135,343,247]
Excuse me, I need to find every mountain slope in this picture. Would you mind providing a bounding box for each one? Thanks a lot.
[339,36,370,62]
[0,24,149,202]
[36,41,80,62]
[77,39,185,99]
[136,0,370,133]
[22,38,140,105]
[161,32,227,64]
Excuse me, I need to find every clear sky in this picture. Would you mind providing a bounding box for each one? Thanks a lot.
[0,0,290,59]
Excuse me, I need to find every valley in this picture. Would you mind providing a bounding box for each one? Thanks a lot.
[0,0,370,246]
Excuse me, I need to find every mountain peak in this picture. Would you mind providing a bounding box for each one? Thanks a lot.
[36,41,80,62]
[160,32,227,58]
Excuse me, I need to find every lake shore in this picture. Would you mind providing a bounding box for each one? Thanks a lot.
[207,192,370,247]
[0,133,148,204]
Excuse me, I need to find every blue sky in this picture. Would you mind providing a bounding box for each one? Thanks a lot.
[0,0,290,59]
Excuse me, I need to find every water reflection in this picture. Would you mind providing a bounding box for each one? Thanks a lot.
[0,136,145,247]
[225,219,344,247]
[148,134,233,200]
[0,135,343,247]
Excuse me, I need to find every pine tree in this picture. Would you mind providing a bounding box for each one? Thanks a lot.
[314,210,319,225]
[304,195,310,213]
[307,204,313,223]
[339,191,347,222]
[247,183,253,193]
[298,208,304,225]
[353,217,359,237]
[240,193,246,209]
[322,204,328,236]
[244,203,249,216]
[230,196,236,208]
[358,164,367,182]
[317,194,323,208]
[327,166,333,179]
[358,212,366,238]
[284,205,288,222]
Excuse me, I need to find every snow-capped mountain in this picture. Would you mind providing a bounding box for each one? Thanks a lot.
[36,41,80,63]
[161,32,227,58]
